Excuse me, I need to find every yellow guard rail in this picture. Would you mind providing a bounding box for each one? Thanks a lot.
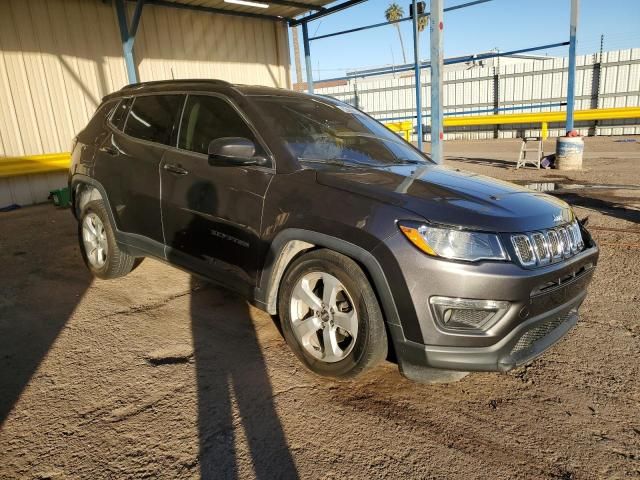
[443,106,640,140]
[0,152,71,178]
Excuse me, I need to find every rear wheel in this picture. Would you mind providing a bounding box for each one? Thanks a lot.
[78,200,136,279]
[278,249,388,379]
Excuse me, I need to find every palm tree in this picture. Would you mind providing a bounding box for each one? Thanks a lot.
[385,3,406,64]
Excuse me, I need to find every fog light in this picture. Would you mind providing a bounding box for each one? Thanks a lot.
[429,296,510,332]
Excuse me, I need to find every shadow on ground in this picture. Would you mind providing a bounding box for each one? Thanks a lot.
[0,205,299,478]
[552,191,640,225]
[0,206,92,423]
[190,279,299,479]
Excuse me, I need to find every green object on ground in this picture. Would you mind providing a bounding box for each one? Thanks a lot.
[49,187,70,208]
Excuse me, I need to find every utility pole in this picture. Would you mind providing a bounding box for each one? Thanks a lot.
[412,0,423,151]
[430,0,444,163]
[493,48,500,139]
[292,26,303,87]
[302,20,314,93]
[565,0,580,133]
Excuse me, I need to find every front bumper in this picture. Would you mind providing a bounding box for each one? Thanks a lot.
[374,231,598,381]
[390,290,583,380]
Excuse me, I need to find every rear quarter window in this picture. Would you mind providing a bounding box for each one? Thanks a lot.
[110,97,133,131]
[78,100,118,141]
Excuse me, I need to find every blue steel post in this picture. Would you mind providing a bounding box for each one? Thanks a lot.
[430,0,444,163]
[302,21,314,93]
[566,0,579,132]
[115,0,144,85]
[412,0,423,151]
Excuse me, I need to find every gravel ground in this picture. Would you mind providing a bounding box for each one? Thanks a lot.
[1,137,639,479]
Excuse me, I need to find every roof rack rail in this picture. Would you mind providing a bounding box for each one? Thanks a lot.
[119,79,233,91]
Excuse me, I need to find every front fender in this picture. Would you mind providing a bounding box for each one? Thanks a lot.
[255,228,404,329]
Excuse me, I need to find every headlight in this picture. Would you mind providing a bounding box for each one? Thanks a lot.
[399,222,507,262]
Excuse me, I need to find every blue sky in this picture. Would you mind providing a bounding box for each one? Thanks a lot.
[289,0,640,83]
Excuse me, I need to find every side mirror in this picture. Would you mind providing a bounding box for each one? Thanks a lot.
[207,137,267,167]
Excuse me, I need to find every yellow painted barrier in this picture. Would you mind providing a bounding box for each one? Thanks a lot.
[0,152,71,178]
[385,120,413,141]
[443,106,640,140]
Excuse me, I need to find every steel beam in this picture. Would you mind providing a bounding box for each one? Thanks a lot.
[307,0,492,41]
[116,0,144,84]
[412,0,423,151]
[566,0,580,132]
[289,0,367,26]
[313,38,569,86]
[302,21,314,93]
[139,0,286,22]
[267,0,326,10]
[430,0,443,163]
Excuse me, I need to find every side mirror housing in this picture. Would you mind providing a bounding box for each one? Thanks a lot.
[207,137,267,167]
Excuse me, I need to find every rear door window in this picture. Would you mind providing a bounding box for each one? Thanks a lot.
[178,95,266,161]
[124,94,184,146]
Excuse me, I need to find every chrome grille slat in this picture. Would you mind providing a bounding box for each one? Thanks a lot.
[546,229,562,259]
[511,221,584,268]
[558,227,571,257]
[530,232,550,265]
[511,234,535,266]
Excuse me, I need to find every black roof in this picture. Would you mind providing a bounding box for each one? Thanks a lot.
[103,79,308,101]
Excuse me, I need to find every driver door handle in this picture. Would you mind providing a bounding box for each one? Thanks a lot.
[163,163,189,175]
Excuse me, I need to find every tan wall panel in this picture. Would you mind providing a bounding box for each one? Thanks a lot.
[0,0,290,161]
[132,4,289,88]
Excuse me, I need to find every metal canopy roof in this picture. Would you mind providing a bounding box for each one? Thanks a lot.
[139,0,335,22]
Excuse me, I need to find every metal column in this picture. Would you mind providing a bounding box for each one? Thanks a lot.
[412,0,423,151]
[429,0,444,163]
[566,0,579,133]
[115,0,145,85]
[302,21,314,93]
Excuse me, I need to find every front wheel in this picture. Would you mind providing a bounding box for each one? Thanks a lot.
[278,249,388,379]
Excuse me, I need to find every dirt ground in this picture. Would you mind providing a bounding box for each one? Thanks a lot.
[1,137,639,479]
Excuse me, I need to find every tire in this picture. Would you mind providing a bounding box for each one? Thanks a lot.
[78,200,136,279]
[278,249,388,379]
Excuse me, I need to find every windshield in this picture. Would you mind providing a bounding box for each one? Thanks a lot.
[251,95,431,167]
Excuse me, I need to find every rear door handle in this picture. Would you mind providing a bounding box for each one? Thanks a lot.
[99,145,118,156]
[163,163,189,175]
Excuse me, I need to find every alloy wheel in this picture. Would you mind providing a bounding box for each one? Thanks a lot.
[82,212,108,269]
[289,271,358,363]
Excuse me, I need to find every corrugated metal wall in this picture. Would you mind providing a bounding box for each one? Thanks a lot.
[0,0,290,158]
[317,48,640,140]
[0,0,289,207]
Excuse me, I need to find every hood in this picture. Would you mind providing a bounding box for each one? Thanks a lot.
[315,163,573,232]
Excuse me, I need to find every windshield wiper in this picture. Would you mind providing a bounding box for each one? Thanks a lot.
[394,158,426,165]
[299,158,369,168]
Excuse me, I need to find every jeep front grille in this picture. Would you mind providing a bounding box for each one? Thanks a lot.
[511,221,584,268]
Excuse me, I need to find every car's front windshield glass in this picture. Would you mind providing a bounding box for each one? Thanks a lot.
[251,95,431,167]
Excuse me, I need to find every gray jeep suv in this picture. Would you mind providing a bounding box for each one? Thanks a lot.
[69,80,598,382]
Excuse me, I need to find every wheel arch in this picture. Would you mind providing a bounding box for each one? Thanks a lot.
[258,229,402,330]
[71,175,114,224]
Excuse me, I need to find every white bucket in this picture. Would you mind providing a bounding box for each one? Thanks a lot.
[555,136,584,170]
